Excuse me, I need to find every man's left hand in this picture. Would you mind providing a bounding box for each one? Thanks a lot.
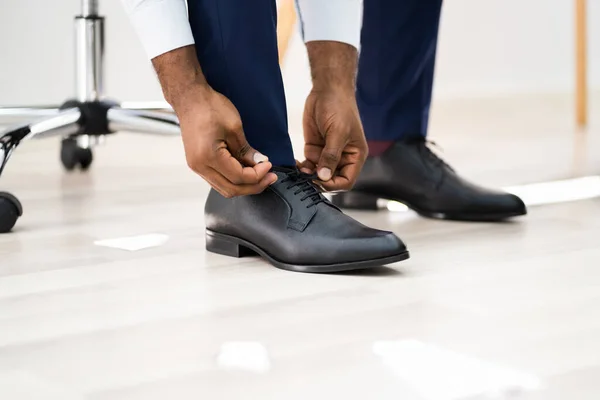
[297,41,367,192]
[299,87,367,192]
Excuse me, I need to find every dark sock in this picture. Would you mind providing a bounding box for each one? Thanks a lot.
[367,141,394,156]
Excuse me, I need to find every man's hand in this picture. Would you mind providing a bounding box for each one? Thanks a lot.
[153,46,277,198]
[178,87,277,197]
[300,88,367,191]
[298,41,367,192]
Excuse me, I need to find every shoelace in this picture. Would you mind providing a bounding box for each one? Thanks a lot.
[280,170,326,208]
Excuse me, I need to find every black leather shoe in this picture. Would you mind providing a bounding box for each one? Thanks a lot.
[332,139,527,221]
[205,167,409,273]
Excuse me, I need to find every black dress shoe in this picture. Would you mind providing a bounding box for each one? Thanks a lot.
[205,167,409,273]
[332,139,527,221]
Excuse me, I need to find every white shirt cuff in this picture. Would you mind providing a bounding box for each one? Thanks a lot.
[123,0,195,59]
[296,0,362,50]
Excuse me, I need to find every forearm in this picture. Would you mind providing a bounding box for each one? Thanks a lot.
[297,0,362,94]
[151,45,210,113]
[306,41,358,94]
[120,0,205,112]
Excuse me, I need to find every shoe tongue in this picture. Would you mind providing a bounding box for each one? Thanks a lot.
[271,165,297,174]
[270,166,298,181]
[271,166,321,182]
[270,166,334,209]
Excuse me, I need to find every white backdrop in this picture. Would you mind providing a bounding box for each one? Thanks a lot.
[0,0,598,113]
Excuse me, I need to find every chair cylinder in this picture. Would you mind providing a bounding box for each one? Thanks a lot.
[74,16,104,102]
[81,0,99,17]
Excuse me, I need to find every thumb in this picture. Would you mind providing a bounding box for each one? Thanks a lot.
[317,134,346,181]
[227,127,268,167]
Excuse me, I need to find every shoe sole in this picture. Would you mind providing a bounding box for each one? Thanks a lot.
[205,229,410,274]
[331,192,526,222]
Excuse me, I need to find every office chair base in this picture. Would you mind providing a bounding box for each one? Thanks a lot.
[0,100,180,233]
[0,2,181,233]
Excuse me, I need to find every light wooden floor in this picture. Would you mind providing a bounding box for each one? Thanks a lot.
[0,94,599,399]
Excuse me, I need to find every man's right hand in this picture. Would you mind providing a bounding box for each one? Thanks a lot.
[152,46,277,198]
[177,86,277,198]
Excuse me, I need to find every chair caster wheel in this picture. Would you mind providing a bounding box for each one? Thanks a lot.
[0,192,23,233]
[61,138,94,171]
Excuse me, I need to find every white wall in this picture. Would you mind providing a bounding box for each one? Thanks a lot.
[435,0,600,98]
[0,0,598,112]
[0,0,161,105]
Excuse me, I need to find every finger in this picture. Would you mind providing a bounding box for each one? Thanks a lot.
[202,173,232,198]
[319,159,361,192]
[226,127,268,167]
[211,145,273,185]
[297,159,316,174]
[304,144,322,165]
[205,168,278,198]
[317,134,347,182]
[319,174,352,192]
[302,98,322,143]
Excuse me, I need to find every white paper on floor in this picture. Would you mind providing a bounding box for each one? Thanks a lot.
[216,342,271,373]
[373,340,541,400]
[93,233,169,251]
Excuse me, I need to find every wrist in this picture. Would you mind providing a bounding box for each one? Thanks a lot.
[311,75,355,96]
[306,41,358,94]
[167,82,212,115]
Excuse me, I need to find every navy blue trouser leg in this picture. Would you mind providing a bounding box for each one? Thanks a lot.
[358,0,443,141]
[188,0,295,166]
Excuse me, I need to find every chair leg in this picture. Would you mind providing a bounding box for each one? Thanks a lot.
[0,108,81,176]
[107,108,180,136]
[575,0,587,128]
[0,108,82,232]
[0,106,61,126]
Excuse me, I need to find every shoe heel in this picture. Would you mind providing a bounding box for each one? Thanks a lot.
[206,231,255,258]
[331,192,380,210]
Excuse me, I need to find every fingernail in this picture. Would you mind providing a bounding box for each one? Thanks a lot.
[253,152,268,164]
[318,168,332,181]
[269,175,278,185]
